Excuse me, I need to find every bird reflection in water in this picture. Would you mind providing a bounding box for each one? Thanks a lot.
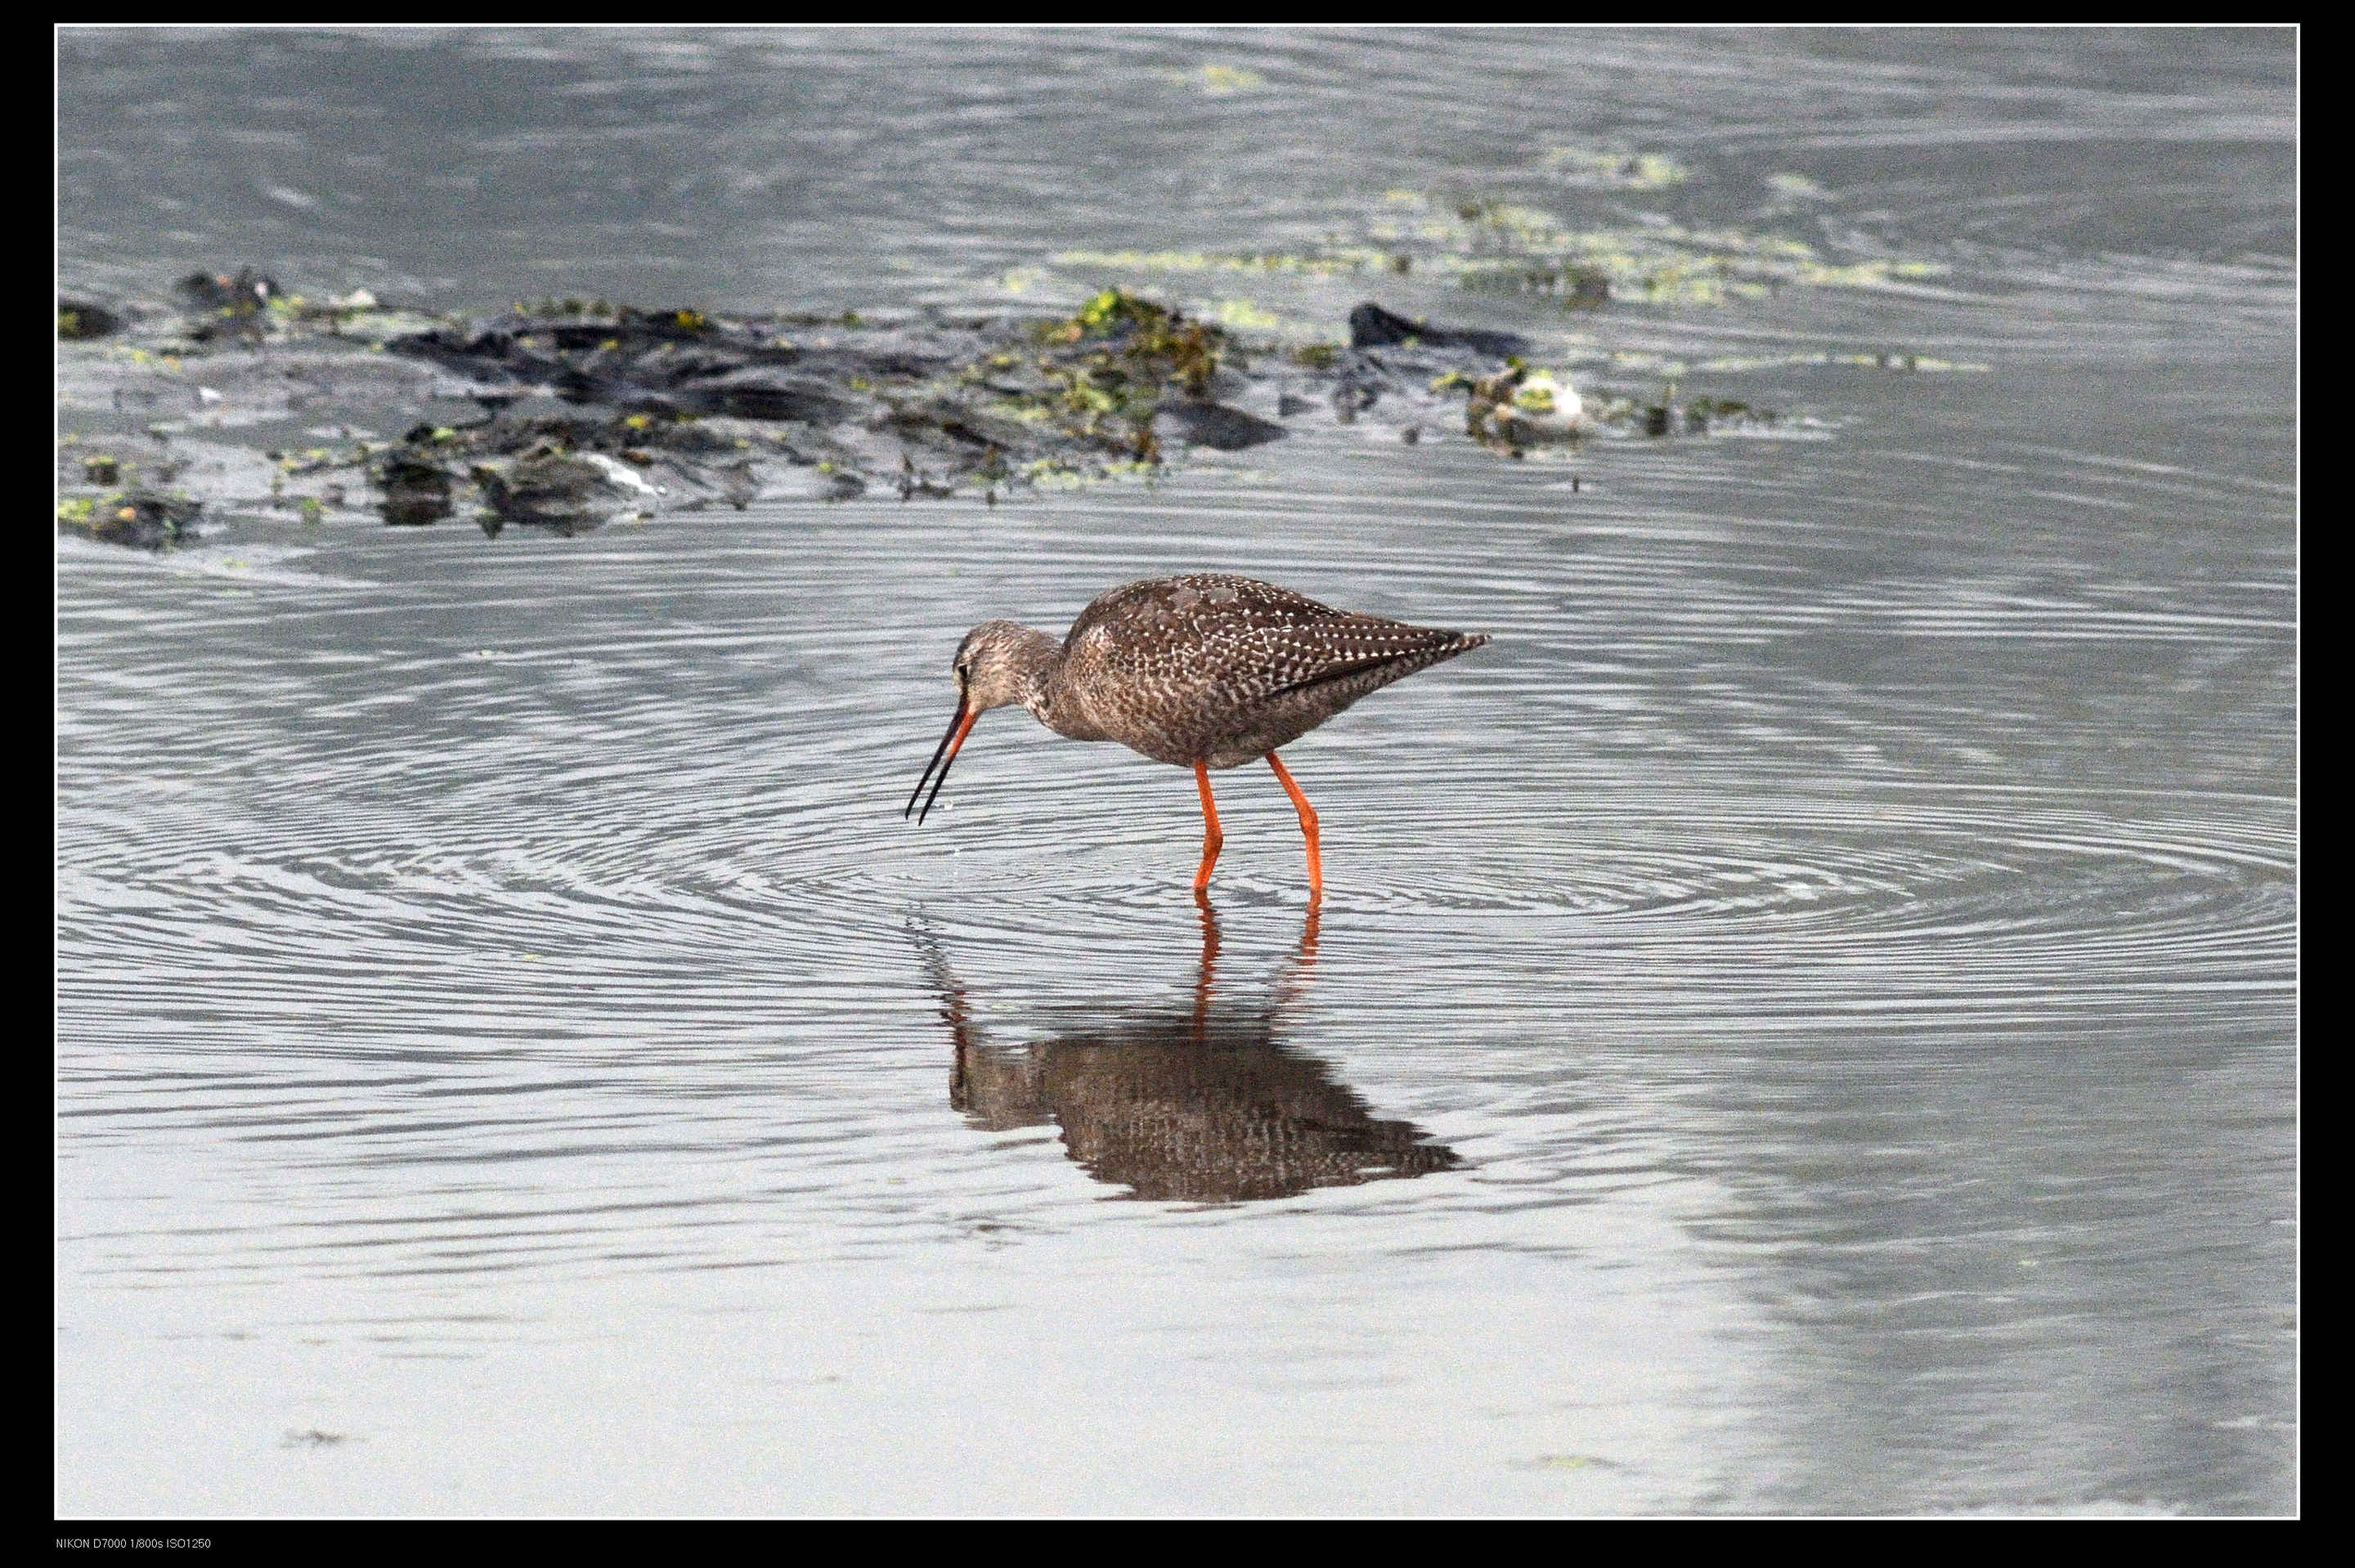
[916,898,1461,1203]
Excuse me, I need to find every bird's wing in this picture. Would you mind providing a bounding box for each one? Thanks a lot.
[1075,586,1465,703]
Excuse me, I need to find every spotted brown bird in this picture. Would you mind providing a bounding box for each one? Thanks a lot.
[905,575,1489,896]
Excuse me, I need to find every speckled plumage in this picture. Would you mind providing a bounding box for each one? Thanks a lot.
[909,575,1489,891]
[966,574,1488,768]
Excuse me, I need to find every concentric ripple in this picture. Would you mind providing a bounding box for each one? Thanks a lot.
[61,464,2292,1108]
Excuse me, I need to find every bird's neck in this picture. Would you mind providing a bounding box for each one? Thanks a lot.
[1009,627,1107,741]
[991,625,1061,715]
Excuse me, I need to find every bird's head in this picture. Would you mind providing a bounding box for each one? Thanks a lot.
[904,620,1061,823]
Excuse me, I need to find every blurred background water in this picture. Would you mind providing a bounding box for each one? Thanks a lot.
[56,27,2294,1515]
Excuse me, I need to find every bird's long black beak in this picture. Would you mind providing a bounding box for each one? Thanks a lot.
[907,697,976,824]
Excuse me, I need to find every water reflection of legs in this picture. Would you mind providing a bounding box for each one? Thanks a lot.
[1191,888,1220,1036]
[914,897,1455,1203]
[1191,888,1317,1034]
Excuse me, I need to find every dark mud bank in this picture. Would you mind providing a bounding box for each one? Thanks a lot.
[59,271,1786,548]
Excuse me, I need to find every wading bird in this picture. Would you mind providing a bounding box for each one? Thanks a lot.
[905,575,1488,896]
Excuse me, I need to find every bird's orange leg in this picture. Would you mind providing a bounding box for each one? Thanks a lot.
[1193,762,1224,894]
[1266,751,1322,900]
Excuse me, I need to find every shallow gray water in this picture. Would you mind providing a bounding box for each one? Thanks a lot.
[57,28,2294,1515]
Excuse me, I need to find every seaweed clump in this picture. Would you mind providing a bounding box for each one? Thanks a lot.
[1042,291,1215,426]
[365,285,1285,526]
[58,490,202,551]
[58,300,123,340]
[57,263,1809,549]
[1007,288,1284,464]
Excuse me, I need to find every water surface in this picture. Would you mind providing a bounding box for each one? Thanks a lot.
[57,26,2294,1515]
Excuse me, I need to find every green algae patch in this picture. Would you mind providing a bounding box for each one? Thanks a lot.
[1046,187,1949,316]
[1798,258,1954,289]
[1210,298,1287,333]
[1168,64,1266,95]
[1050,249,1373,282]
[1541,146,1691,190]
